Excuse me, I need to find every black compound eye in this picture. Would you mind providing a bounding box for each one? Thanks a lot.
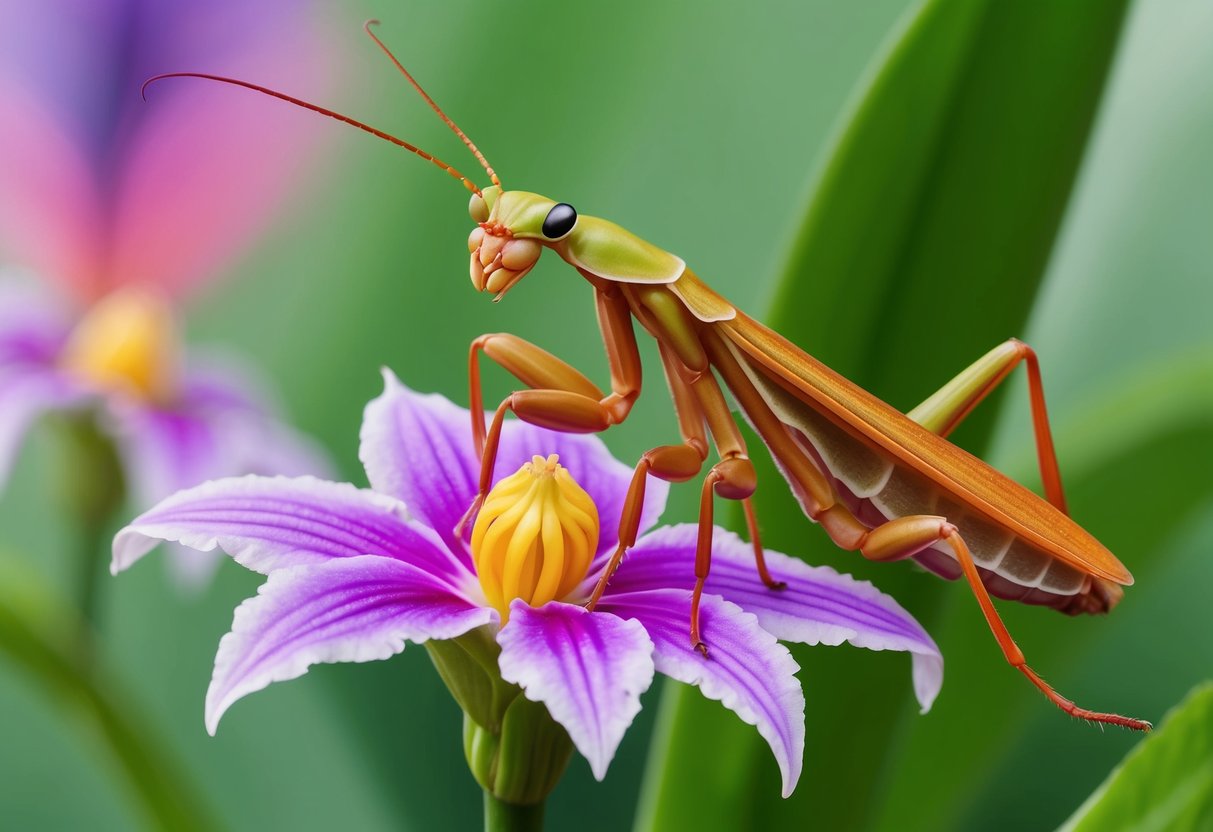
[542,203,577,239]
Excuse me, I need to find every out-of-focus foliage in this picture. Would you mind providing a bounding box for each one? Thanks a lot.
[0,0,1210,829]
[1060,683,1213,832]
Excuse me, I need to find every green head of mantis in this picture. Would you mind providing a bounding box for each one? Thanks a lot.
[466,186,686,300]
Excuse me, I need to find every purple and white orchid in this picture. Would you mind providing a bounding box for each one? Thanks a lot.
[0,1,333,583]
[113,371,943,796]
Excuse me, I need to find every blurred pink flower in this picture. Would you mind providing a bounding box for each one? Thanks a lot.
[0,0,334,302]
[0,0,337,586]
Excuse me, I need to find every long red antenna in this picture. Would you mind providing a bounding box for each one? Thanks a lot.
[363,20,501,188]
[141,73,484,195]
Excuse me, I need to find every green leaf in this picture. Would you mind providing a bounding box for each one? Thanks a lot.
[1059,683,1213,832]
[0,557,219,832]
[637,0,1129,829]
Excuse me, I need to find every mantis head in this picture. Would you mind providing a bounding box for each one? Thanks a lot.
[465,186,686,300]
[467,187,578,299]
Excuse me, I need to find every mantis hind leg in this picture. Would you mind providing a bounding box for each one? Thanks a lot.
[908,339,1069,513]
[857,513,1150,731]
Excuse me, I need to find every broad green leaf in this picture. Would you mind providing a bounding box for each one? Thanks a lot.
[637,0,1129,830]
[1059,683,1213,832]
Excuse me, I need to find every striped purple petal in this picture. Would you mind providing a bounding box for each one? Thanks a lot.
[599,589,805,798]
[496,601,655,780]
[601,525,943,712]
[206,555,492,734]
[112,475,473,590]
[358,369,667,562]
[359,370,484,560]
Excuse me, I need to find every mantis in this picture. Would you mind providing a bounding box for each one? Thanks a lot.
[145,21,1150,732]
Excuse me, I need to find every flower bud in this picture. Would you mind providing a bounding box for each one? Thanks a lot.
[471,455,598,620]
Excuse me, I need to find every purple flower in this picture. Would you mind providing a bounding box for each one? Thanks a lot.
[0,1,334,584]
[113,371,942,795]
[0,279,329,585]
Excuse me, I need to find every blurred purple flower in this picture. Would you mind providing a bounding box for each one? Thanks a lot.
[0,0,333,301]
[113,372,943,794]
[0,279,329,585]
[0,0,336,584]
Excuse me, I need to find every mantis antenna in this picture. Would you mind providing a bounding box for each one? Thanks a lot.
[140,72,486,195]
[363,19,501,189]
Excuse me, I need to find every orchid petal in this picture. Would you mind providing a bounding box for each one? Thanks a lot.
[496,601,655,781]
[602,525,943,712]
[0,366,89,493]
[599,589,805,798]
[107,401,227,509]
[0,1,334,300]
[359,369,484,560]
[0,276,70,366]
[206,555,492,734]
[112,475,472,589]
[0,85,101,297]
[109,367,333,513]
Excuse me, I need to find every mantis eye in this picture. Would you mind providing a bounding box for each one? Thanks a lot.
[469,192,489,223]
[541,203,577,239]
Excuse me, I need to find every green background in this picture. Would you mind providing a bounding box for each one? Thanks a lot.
[1,0,1211,829]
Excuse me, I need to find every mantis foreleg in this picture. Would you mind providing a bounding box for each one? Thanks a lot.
[908,339,1068,513]
[459,286,642,533]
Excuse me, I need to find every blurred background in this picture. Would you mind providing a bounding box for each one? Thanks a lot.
[0,0,1210,829]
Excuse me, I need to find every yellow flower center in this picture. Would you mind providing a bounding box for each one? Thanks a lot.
[59,286,181,403]
[471,454,599,621]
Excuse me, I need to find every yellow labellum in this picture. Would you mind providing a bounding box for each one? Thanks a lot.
[60,286,181,403]
[471,454,599,620]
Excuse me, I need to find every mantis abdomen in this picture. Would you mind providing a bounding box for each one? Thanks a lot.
[721,331,1120,615]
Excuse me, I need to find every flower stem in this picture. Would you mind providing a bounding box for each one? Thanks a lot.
[75,511,109,632]
[0,575,219,831]
[483,791,545,832]
[52,414,125,630]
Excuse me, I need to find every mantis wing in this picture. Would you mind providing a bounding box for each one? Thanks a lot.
[710,299,1132,587]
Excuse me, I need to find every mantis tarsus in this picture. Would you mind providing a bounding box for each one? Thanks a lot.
[145,20,1150,732]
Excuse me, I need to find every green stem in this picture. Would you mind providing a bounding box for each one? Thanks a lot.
[0,594,219,831]
[483,791,545,832]
[53,414,125,630]
[75,513,108,632]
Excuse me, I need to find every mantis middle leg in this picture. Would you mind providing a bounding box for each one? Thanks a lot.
[584,340,782,653]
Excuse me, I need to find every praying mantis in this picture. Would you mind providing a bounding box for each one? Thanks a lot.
[145,21,1150,731]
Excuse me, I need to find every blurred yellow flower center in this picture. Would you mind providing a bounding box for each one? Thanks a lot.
[471,454,599,621]
[60,286,181,403]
